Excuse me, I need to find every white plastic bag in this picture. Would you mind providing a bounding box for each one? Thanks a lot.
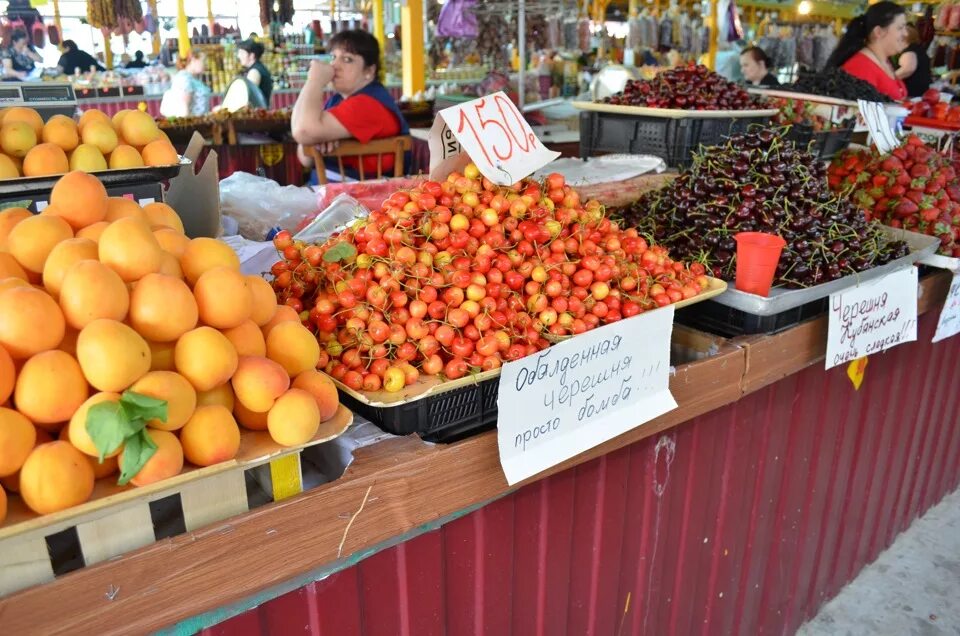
[295,193,369,244]
[219,171,320,240]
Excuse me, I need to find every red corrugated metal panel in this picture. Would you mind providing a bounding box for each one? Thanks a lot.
[208,313,960,636]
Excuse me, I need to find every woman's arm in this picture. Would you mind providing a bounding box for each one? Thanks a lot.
[2,58,23,79]
[896,51,917,79]
[291,61,351,144]
[24,48,42,63]
[246,67,262,86]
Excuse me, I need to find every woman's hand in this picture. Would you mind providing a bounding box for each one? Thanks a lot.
[313,141,340,155]
[308,61,335,87]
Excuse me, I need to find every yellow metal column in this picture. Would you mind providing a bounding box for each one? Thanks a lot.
[373,0,385,50]
[628,0,638,18]
[400,0,424,96]
[177,0,190,60]
[207,0,215,31]
[331,0,337,33]
[148,0,161,56]
[707,0,718,70]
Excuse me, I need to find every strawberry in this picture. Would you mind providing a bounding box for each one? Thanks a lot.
[880,157,903,172]
[894,199,919,216]
[897,172,912,186]
[886,183,906,197]
[921,208,940,222]
[893,147,909,160]
[910,163,932,178]
[872,174,888,187]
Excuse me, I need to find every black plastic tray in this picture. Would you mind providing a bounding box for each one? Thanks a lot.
[675,297,827,337]
[0,159,189,197]
[337,375,501,444]
[785,124,854,160]
[579,111,772,168]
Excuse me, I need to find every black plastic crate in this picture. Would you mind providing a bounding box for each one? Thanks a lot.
[675,297,827,337]
[337,375,501,444]
[785,124,855,160]
[579,111,772,168]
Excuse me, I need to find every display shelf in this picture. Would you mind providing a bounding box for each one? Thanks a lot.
[0,271,953,635]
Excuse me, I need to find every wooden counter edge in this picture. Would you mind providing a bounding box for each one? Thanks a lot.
[0,347,748,636]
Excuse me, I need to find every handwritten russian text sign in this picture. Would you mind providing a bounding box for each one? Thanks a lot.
[825,266,918,370]
[857,100,899,154]
[428,91,559,185]
[933,273,960,343]
[497,306,678,486]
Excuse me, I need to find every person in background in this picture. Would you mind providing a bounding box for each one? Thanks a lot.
[740,46,780,87]
[160,49,211,117]
[291,29,408,182]
[1,30,41,80]
[825,1,908,101]
[58,40,105,75]
[897,24,932,98]
[237,39,273,104]
[125,51,148,69]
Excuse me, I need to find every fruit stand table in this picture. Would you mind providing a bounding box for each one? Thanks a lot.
[1,270,957,636]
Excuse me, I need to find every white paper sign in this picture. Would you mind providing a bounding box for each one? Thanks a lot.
[857,100,899,154]
[428,91,560,185]
[496,307,678,486]
[825,266,918,370]
[933,273,960,343]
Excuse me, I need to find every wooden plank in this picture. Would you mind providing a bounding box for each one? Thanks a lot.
[0,534,53,596]
[180,471,249,532]
[75,504,155,566]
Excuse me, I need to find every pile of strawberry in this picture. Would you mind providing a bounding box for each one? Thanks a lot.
[827,135,960,256]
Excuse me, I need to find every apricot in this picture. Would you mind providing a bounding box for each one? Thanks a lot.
[233,399,268,431]
[246,275,278,326]
[77,319,151,392]
[221,319,266,358]
[67,392,123,458]
[141,139,179,166]
[68,143,108,173]
[41,114,79,152]
[59,259,129,329]
[7,214,73,274]
[0,207,32,249]
[261,304,299,338]
[109,144,145,169]
[4,107,43,136]
[0,252,27,281]
[266,321,321,376]
[129,371,197,431]
[98,216,163,282]
[0,120,37,157]
[104,196,145,222]
[194,266,252,329]
[0,153,19,178]
[78,108,112,132]
[129,273,198,342]
[119,110,161,147]
[179,237,240,286]
[158,251,183,278]
[267,388,320,447]
[142,201,184,233]
[154,227,190,256]
[80,120,118,155]
[0,407,35,476]
[174,327,238,391]
[121,428,183,486]
[147,339,176,371]
[76,221,108,243]
[15,349,89,426]
[179,405,240,466]
[0,286,65,358]
[19,441,95,514]
[231,356,289,413]
[42,237,98,297]
[292,370,340,422]
[0,344,12,404]
[49,170,109,230]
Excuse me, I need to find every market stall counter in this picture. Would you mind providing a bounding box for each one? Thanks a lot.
[0,271,957,635]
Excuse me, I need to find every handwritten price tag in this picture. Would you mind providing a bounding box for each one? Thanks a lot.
[428,91,560,185]
[825,267,918,370]
[496,307,678,486]
[933,273,960,343]
[857,100,900,155]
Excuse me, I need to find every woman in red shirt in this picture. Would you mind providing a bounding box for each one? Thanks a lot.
[825,1,908,101]
[291,30,408,182]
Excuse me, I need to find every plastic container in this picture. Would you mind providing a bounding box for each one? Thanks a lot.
[578,111,773,168]
[785,123,855,160]
[336,376,500,444]
[676,297,827,337]
[734,232,786,296]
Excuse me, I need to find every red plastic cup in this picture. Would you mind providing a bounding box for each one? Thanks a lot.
[734,232,786,297]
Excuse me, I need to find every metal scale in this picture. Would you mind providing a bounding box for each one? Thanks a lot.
[0,82,77,121]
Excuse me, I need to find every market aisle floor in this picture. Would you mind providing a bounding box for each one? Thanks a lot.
[797,488,960,636]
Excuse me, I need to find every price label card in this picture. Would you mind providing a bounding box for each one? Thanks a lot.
[428,91,560,185]
[857,100,900,154]
[496,307,678,486]
[933,273,960,343]
[825,266,918,370]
